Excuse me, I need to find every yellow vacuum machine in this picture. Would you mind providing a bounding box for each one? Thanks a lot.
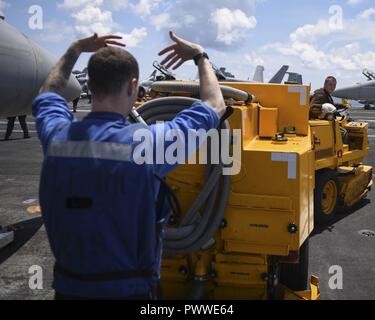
[134,80,372,300]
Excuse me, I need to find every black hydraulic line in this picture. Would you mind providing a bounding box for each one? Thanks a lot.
[133,96,232,255]
[151,81,255,104]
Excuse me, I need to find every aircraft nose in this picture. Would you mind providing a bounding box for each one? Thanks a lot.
[64,75,82,101]
[0,19,82,117]
[30,41,81,101]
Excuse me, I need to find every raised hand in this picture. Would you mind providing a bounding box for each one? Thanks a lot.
[159,31,204,70]
[74,33,126,53]
[40,34,125,95]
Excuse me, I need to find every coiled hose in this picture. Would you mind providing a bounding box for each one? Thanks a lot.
[151,81,255,104]
[134,96,232,256]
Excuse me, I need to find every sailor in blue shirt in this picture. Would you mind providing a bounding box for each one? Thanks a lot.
[33,32,226,299]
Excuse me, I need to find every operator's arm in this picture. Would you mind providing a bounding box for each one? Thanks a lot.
[310,90,327,118]
[33,34,125,153]
[333,103,347,110]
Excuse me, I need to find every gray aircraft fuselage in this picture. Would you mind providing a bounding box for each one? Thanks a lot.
[0,18,81,118]
[333,80,375,101]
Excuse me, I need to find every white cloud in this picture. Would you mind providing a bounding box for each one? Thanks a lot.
[266,8,375,73]
[58,0,103,9]
[60,0,146,48]
[244,51,264,66]
[36,20,74,43]
[290,20,335,43]
[183,15,196,27]
[360,8,375,19]
[108,0,130,11]
[347,0,363,6]
[150,13,178,31]
[242,6,375,90]
[115,27,148,48]
[152,0,259,50]
[72,4,113,36]
[131,0,161,18]
[211,8,257,45]
[263,19,336,70]
[59,0,129,11]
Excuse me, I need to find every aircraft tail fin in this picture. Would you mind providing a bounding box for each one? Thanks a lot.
[252,65,264,83]
[269,65,289,83]
[285,72,303,85]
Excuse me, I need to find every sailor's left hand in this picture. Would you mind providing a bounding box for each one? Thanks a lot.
[73,33,126,53]
[159,31,204,70]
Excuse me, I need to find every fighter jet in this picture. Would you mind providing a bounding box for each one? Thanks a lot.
[73,68,92,99]
[140,60,303,94]
[213,64,303,84]
[0,17,81,118]
[138,61,177,97]
[333,69,375,109]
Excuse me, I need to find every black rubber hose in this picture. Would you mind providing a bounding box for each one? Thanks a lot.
[134,96,231,255]
[151,81,254,104]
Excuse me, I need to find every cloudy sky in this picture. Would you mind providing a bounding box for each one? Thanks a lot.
[1,0,375,90]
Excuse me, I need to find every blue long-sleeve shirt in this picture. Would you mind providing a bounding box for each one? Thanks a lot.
[32,92,220,298]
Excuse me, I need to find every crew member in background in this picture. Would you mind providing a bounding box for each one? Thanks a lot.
[310,76,349,144]
[72,96,80,113]
[4,115,30,140]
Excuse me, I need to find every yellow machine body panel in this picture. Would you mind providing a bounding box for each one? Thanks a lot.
[310,119,369,171]
[221,82,311,136]
[159,83,319,299]
[223,137,315,256]
[338,165,373,207]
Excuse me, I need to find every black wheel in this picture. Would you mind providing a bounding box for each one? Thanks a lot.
[279,238,309,291]
[314,169,339,225]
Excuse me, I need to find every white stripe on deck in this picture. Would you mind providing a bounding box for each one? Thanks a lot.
[357,120,375,123]
[0,122,35,125]
[351,116,375,119]
[0,111,89,121]
[0,130,37,133]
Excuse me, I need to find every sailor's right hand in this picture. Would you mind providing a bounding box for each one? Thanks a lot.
[72,33,126,54]
[159,31,204,70]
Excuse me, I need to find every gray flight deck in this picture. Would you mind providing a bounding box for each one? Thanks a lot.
[0,101,374,300]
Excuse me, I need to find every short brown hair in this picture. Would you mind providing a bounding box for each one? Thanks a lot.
[88,47,139,97]
[324,76,337,85]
